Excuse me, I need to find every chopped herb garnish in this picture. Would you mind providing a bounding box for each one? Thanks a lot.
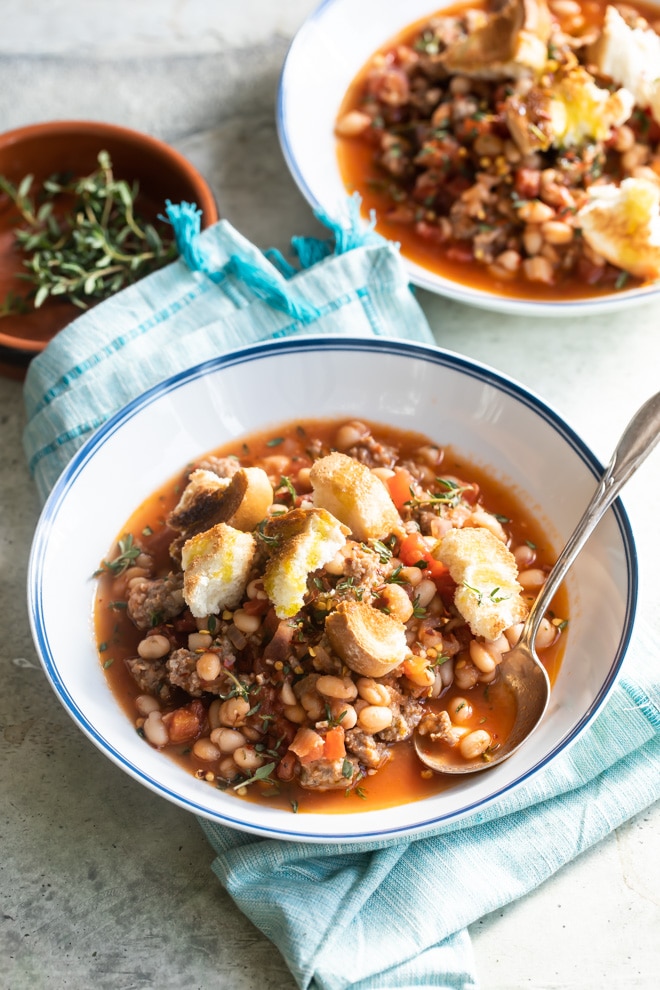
[232,761,277,790]
[371,539,393,563]
[142,526,153,537]
[103,658,114,669]
[95,533,141,576]
[290,799,299,814]
[266,437,284,447]
[385,565,405,585]
[341,758,354,779]
[462,582,510,606]
[256,519,281,547]
[412,596,427,619]
[279,475,297,500]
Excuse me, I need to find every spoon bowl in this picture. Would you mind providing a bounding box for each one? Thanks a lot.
[414,389,660,775]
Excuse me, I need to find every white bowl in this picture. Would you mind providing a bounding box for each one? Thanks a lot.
[28,336,637,842]
[277,0,660,318]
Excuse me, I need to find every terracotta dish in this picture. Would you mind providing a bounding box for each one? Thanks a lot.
[0,120,218,378]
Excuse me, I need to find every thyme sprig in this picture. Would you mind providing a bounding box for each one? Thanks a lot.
[95,534,141,576]
[404,477,467,510]
[0,150,177,313]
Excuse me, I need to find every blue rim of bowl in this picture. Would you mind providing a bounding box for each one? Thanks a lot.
[275,0,660,318]
[27,336,638,841]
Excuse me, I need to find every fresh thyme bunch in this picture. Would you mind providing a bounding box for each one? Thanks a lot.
[0,150,177,313]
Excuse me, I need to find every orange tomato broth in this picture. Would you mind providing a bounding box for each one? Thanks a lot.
[335,0,659,302]
[95,418,567,815]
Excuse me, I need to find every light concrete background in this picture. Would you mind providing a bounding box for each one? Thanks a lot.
[1,2,659,988]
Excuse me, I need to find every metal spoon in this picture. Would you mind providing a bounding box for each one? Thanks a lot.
[414,390,660,775]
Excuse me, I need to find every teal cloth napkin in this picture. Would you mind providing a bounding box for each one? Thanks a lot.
[23,207,660,990]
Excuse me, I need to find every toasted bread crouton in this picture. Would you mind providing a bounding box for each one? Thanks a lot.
[169,467,273,538]
[577,178,660,281]
[168,469,231,533]
[310,452,402,542]
[181,523,256,618]
[228,467,274,531]
[438,528,527,641]
[587,5,660,123]
[325,600,408,677]
[263,508,349,619]
[440,0,552,81]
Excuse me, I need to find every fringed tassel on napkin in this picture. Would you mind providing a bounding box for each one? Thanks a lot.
[165,194,384,309]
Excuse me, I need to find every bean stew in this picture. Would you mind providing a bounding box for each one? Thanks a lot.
[94,418,567,814]
[335,0,660,300]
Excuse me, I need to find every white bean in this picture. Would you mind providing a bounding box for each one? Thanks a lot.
[218,696,250,727]
[416,578,438,608]
[135,694,160,717]
[454,659,480,690]
[518,568,546,590]
[196,651,221,682]
[380,583,414,623]
[504,622,524,648]
[210,727,246,753]
[517,199,554,224]
[535,617,557,650]
[279,681,297,707]
[283,704,307,724]
[469,641,496,673]
[449,697,473,723]
[399,565,423,587]
[357,705,393,734]
[232,609,261,634]
[326,700,357,730]
[315,675,358,702]
[217,757,239,781]
[459,729,492,760]
[143,711,169,747]
[513,544,536,569]
[193,738,221,761]
[356,678,390,706]
[137,634,170,660]
[233,746,265,771]
[335,420,368,450]
[300,690,325,721]
[438,656,454,688]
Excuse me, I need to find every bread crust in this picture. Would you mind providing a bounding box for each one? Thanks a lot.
[325,600,408,677]
[310,451,401,542]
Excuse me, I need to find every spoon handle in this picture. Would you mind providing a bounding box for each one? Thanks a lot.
[522,391,660,643]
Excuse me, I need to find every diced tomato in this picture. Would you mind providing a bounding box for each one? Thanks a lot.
[323,725,346,761]
[289,727,325,764]
[398,532,447,580]
[386,467,416,510]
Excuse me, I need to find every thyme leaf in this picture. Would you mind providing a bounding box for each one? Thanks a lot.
[95,534,141,576]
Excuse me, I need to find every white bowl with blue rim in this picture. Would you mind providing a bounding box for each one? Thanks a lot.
[276,0,660,317]
[28,336,637,842]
